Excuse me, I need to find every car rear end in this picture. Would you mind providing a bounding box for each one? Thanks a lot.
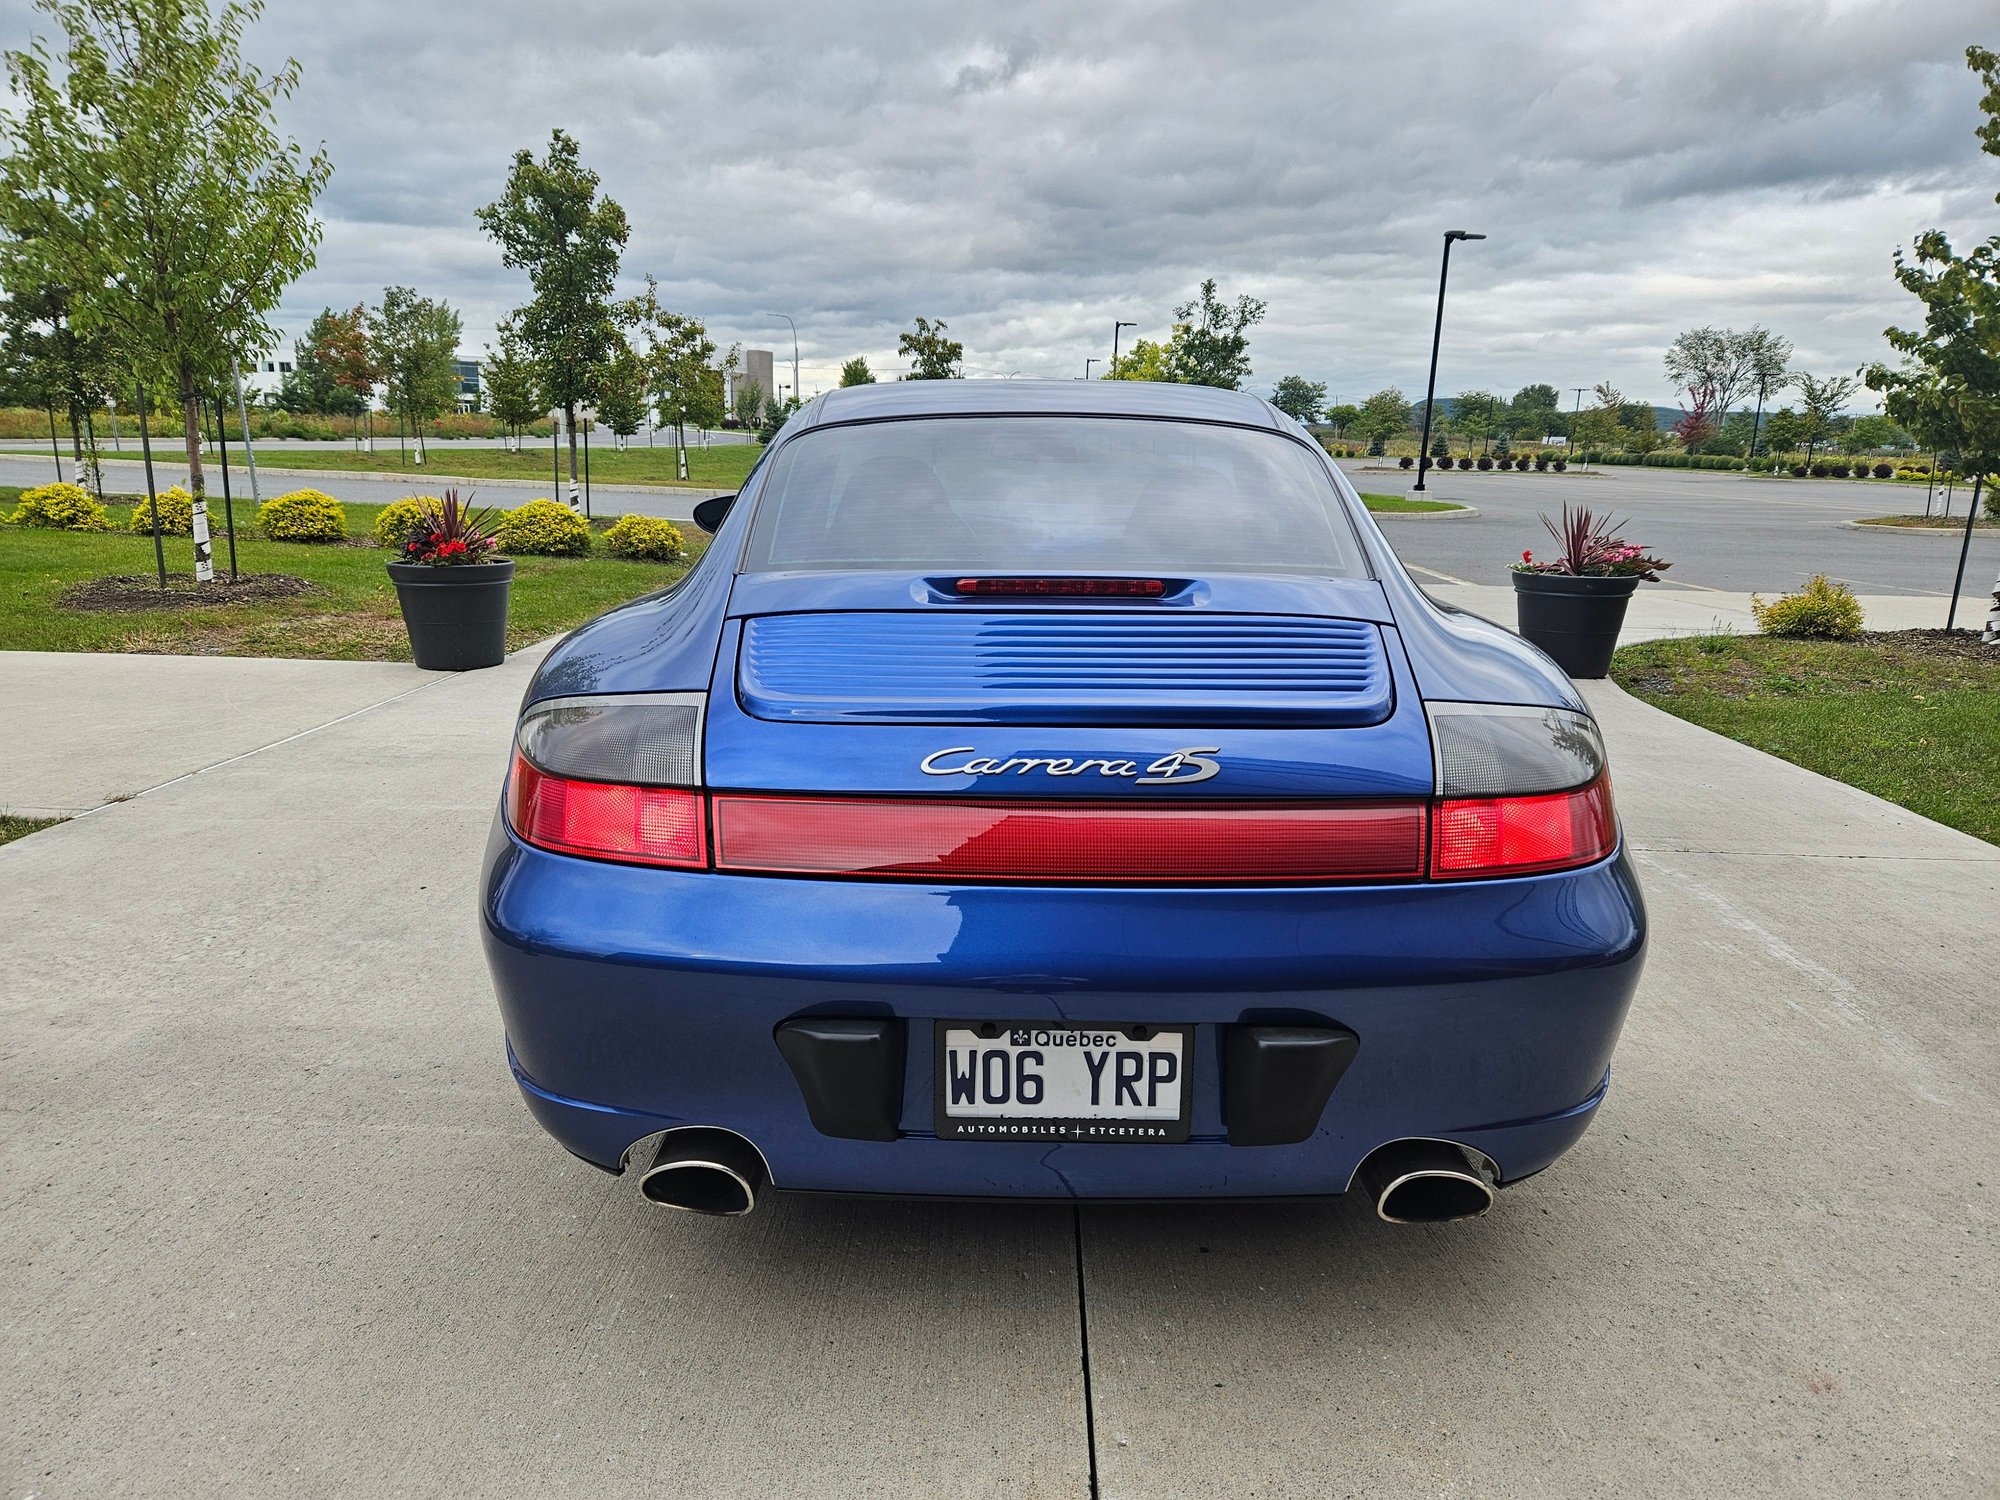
[481,395,1645,1214]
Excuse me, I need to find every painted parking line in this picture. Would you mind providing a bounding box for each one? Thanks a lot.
[1406,562,1477,586]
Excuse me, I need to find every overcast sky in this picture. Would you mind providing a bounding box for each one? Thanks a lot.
[7,0,1996,409]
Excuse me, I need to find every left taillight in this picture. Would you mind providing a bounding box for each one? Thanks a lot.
[504,694,709,869]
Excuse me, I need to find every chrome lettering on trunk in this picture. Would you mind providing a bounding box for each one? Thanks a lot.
[919,747,1221,785]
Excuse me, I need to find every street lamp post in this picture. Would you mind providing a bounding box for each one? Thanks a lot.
[1112,320,1136,376]
[1084,358,1099,380]
[1569,387,1587,467]
[1414,230,1485,492]
[1746,374,1770,462]
[763,313,799,409]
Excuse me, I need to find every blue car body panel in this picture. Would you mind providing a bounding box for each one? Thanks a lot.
[486,379,1646,1200]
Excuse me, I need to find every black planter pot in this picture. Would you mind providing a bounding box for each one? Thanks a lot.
[1511,571,1639,677]
[388,559,514,671]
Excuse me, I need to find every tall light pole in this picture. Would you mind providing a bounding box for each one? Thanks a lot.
[1413,230,1484,492]
[1569,387,1587,467]
[1746,372,1771,463]
[1112,320,1136,376]
[763,313,799,408]
[1084,358,1099,380]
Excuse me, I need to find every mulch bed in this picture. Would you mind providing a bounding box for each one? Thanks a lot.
[1866,628,1995,663]
[55,573,323,613]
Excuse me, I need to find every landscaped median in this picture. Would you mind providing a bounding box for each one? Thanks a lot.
[190,441,763,491]
[0,486,702,661]
[1611,632,1998,845]
[1358,492,1469,515]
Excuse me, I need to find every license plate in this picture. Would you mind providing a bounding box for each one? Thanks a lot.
[934,1023,1193,1143]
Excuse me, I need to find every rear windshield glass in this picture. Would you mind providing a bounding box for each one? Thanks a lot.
[741,416,1367,576]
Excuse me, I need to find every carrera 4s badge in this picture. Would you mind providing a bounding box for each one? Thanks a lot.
[918,746,1222,786]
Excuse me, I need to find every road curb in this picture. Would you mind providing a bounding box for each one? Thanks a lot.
[1368,504,1481,521]
[1842,519,1996,536]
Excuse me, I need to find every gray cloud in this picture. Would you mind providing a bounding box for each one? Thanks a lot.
[3,0,1993,406]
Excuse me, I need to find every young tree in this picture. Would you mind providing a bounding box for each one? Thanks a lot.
[482,315,542,452]
[625,277,717,479]
[1510,383,1562,438]
[478,128,629,505]
[731,377,765,431]
[897,317,963,379]
[306,303,381,446]
[1104,338,1171,381]
[368,286,461,464]
[1760,407,1804,461]
[1671,384,1718,448]
[1167,278,1266,389]
[0,0,332,516]
[1451,390,1501,452]
[1321,402,1360,438]
[839,356,877,387]
[279,307,366,415]
[1841,414,1905,454]
[594,340,647,450]
[1351,388,1412,450]
[1664,325,1790,437]
[1792,372,1860,469]
[0,281,119,495]
[1269,375,1327,424]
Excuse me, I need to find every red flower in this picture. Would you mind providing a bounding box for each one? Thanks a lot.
[1521,549,1533,563]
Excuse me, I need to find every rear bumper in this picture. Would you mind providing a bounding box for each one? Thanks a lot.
[481,817,1646,1199]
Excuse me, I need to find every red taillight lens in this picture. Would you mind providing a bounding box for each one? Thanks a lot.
[712,796,1427,882]
[507,753,708,869]
[1429,774,1616,879]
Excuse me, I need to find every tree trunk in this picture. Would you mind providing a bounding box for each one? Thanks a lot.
[565,401,581,505]
[179,361,206,500]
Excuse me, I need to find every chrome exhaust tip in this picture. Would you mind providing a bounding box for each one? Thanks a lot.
[636,1128,770,1217]
[1357,1139,1495,1224]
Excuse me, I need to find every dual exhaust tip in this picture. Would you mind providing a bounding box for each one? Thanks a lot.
[635,1129,1495,1224]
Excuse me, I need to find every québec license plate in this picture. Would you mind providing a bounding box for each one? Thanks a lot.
[934,1023,1193,1143]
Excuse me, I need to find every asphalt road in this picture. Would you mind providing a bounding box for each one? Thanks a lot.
[1337,461,1998,598]
[4,450,1993,599]
[2,649,1995,1497]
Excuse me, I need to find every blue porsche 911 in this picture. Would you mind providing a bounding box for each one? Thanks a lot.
[481,379,1646,1222]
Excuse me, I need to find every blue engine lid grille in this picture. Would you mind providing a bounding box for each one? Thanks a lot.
[737,611,1393,726]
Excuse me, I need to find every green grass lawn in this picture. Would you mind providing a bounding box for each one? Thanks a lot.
[1359,492,1467,514]
[229,441,761,491]
[1612,633,2000,845]
[1,490,702,661]
[0,813,63,846]
[1856,513,1996,529]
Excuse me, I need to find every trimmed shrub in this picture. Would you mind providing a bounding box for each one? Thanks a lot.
[1872,462,1893,479]
[128,485,203,536]
[1751,574,1864,640]
[1398,455,1414,469]
[1475,455,1494,470]
[12,481,110,531]
[374,497,434,551]
[603,513,686,562]
[1827,462,1849,478]
[1552,458,1567,472]
[258,488,348,543]
[1790,464,1810,477]
[496,498,591,557]
[1456,455,1474,470]
[1534,456,1550,472]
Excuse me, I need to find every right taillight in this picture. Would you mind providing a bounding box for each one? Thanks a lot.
[1425,703,1619,878]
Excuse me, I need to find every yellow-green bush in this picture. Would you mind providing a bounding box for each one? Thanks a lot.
[1751,574,1864,640]
[11,481,109,531]
[258,488,348,543]
[374,496,434,551]
[495,498,591,557]
[602,513,685,562]
[127,485,203,536]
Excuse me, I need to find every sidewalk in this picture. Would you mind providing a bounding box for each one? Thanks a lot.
[1426,582,1984,640]
[1,643,1994,1494]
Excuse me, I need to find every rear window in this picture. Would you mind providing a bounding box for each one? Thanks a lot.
[741,416,1367,576]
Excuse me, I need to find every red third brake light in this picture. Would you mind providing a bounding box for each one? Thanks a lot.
[1429,775,1616,879]
[507,753,707,869]
[955,577,1168,597]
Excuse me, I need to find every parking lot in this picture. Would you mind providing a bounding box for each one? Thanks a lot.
[4,635,1994,1497]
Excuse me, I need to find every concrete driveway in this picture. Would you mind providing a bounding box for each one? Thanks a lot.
[2,651,1995,1497]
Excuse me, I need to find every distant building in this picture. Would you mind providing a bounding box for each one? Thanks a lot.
[452,358,480,412]
[240,338,295,404]
[728,348,776,421]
